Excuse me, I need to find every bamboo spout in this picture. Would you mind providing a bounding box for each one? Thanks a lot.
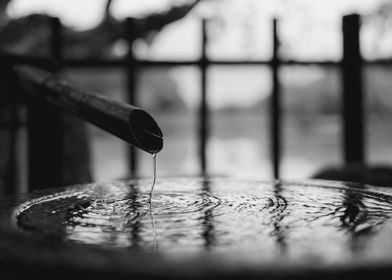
[15,65,163,154]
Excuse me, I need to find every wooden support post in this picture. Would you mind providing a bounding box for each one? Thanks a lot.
[27,94,63,189]
[28,17,92,190]
[4,104,19,194]
[342,14,365,164]
[199,19,209,176]
[0,49,27,194]
[271,18,281,179]
[126,18,138,178]
[0,62,17,195]
[28,17,63,190]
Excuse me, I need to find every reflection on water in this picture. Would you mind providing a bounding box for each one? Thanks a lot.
[200,179,215,250]
[149,202,158,251]
[16,178,392,263]
[271,181,288,254]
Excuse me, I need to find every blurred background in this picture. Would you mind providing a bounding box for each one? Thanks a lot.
[2,0,392,192]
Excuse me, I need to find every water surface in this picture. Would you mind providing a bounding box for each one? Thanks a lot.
[16,178,392,264]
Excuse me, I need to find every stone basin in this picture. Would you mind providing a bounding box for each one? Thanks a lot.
[1,178,392,279]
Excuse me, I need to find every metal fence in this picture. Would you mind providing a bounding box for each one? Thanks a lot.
[1,13,391,194]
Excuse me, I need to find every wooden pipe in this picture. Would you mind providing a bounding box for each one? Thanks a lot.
[15,65,163,154]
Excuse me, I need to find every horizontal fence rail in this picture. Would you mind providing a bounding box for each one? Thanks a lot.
[3,52,392,68]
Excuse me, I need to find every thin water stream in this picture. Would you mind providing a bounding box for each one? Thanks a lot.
[148,153,157,203]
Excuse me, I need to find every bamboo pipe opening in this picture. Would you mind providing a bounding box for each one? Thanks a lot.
[129,109,163,154]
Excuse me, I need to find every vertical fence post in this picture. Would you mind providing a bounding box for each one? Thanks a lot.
[126,18,138,178]
[50,17,62,68]
[199,19,209,176]
[342,14,364,165]
[271,18,281,179]
[27,17,64,190]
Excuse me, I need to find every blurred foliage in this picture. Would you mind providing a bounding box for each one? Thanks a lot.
[0,0,201,57]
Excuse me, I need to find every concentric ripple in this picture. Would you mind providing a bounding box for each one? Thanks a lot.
[16,178,392,263]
